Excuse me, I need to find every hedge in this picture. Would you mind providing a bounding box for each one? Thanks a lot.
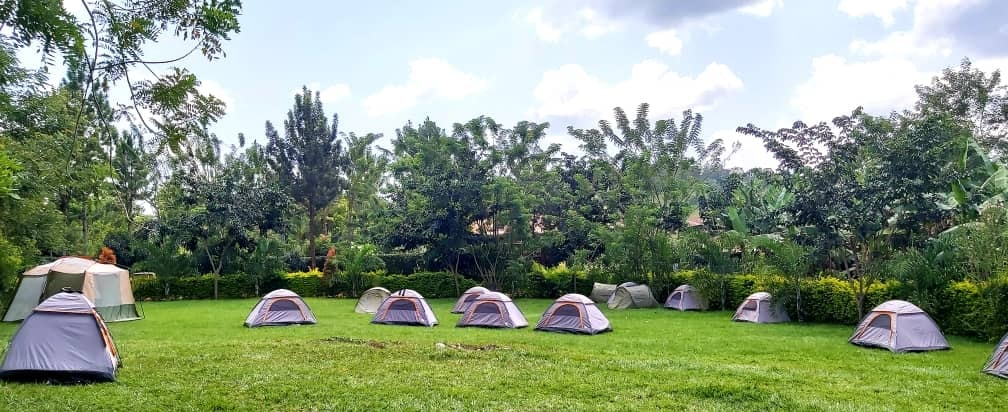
[670,270,1005,341]
[371,272,477,298]
[129,268,1008,341]
[133,270,476,301]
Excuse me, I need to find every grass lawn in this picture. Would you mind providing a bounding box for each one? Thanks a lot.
[0,298,1003,411]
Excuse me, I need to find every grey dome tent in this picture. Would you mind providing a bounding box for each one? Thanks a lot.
[457,292,528,328]
[608,283,659,309]
[535,293,611,334]
[984,332,1008,378]
[244,289,317,327]
[589,282,617,303]
[0,291,119,383]
[3,257,140,322]
[355,287,391,314]
[606,282,638,306]
[372,289,438,327]
[451,286,491,313]
[732,292,789,323]
[849,300,949,352]
[664,284,708,311]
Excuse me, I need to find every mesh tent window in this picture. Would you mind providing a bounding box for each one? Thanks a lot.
[554,303,582,317]
[474,302,502,314]
[389,299,419,312]
[868,313,893,330]
[268,299,300,311]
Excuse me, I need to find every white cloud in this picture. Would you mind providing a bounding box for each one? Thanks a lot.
[62,0,87,19]
[287,82,352,104]
[849,31,952,57]
[849,0,1003,58]
[713,129,779,169]
[576,8,622,38]
[523,6,622,42]
[790,55,931,123]
[739,0,783,17]
[363,58,488,117]
[318,84,351,104]
[530,60,744,120]
[645,29,684,56]
[837,0,908,26]
[197,79,235,112]
[525,7,565,42]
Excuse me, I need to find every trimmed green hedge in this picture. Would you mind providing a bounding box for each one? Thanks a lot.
[373,271,477,298]
[132,270,479,301]
[285,269,325,298]
[129,267,1008,341]
[670,270,1005,341]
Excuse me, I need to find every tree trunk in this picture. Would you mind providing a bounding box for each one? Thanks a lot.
[452,254,461,296]
[82,199,89,252]
[308,205,317,269]
[795,278,802,322]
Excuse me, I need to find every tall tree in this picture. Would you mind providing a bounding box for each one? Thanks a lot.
[265,87,348,268]
[341,131,387,244]
[158,140,288,299]
[0,0,242,151]
[111,127,153,232]
[915,58,1007,157]
[385,118,488,279]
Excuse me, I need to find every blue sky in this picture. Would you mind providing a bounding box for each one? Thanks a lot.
[51,0,1008,168]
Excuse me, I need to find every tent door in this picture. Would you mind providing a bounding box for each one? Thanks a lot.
[43,273,86,300]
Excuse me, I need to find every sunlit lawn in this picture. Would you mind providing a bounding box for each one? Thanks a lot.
[0,298,1003,411]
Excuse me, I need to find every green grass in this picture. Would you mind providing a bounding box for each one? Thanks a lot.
[0,298,1003,411]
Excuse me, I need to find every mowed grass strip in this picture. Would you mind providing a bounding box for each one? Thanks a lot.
[0,298,1003,411]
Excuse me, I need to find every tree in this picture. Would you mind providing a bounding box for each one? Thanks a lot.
[341,131,388,244]
[737,109,949,317]
[159,139,289,299]
[385,118,488,280]
[266,87,348,269]
[915,58,1008,157]
[111,127,153,232]
[0,0,242,151]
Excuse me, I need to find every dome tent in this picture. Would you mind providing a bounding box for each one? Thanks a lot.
[608,283,659,309]
[372,289,438,327]
[849,300,949,353]
[589,282,617,303]
[451,286,491,313]
[664,284,708,311]
[0,290,120,383]
[535,293,611,334]
[732,292,789,323]
[606,282,638,306]
[984,331,1008,378]
[3,257,140,323]
[355,287,391,314]
[244,289,317,327]
[457,292,528,328]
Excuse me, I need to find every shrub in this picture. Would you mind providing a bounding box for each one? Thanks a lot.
[940,277,1008,341]
[285,269,325,297]
[371,271,476,298]
[131,277,161,301]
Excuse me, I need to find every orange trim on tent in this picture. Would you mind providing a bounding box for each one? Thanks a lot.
[91,310,119,361]
[543,303,586,328]
[464,301,506,324]
[377,297,423,323]
[259,298,308,323]
[853,312,894,343]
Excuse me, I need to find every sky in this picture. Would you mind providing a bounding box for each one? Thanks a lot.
[38,0,1008,169]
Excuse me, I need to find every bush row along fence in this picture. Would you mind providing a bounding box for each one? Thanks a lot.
[130,269,1008,342]
[131,271,477,302]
